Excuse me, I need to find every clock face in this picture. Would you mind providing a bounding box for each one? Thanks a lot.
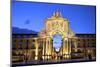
[53,22,61,30]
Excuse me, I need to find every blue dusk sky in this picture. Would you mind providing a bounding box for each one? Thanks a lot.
[12,1,96,34]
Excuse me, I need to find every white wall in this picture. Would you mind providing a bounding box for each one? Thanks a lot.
[0,0,100,67]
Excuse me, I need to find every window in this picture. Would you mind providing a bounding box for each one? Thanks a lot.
[83,39,85,42]
[32,40,35,42]
[92,39,95,41]
[20,39,23,42]
[13,40,16,42]
[87,39,89,41]
[78,39,80,41]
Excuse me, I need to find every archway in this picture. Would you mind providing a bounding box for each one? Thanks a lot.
[53,34,62,52]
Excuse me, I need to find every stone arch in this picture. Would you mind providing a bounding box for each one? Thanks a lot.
[48,30,66,39]
[52,33,62,52]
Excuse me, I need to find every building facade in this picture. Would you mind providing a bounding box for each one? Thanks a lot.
[12,11,96,64]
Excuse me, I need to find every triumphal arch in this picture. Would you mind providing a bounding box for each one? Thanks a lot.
[36,11,78,60]
[12,11,96,64]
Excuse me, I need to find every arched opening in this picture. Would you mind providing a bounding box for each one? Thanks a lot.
[53,34,62,52]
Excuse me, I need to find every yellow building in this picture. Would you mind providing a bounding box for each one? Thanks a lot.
[12,11,96,64]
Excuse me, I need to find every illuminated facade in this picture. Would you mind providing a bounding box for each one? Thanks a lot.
[12,11,96,64]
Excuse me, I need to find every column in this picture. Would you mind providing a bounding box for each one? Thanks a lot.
[42,38,45,60]
[64,38,68,54]
[51,39,53,60]
[63,38,70,59]
[67,38,69,54]
[69,38,72,54]
[69,38,71,58]
[62,39,64,57]
[74,39,78,52]
[66,38,69,58]
[63,38,66,58]
[45,38,48,59]
[46,38,51,60]
[48,39,50,59]
[42,38,46,60]
[34,38,38,60]
[63,39,65,55]
[48,38,52,59]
